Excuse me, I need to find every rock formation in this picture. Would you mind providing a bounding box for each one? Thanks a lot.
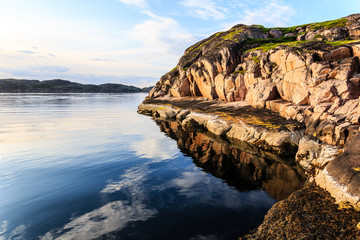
[149,14,360,145]
[140,14,360,238]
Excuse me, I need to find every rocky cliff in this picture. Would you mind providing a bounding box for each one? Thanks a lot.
[142,14,360,238]
[149,14,360,148]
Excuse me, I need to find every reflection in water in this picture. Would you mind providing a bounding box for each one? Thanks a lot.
[41,201,156,240]
[156,120,305,201]
[0,93,303,240]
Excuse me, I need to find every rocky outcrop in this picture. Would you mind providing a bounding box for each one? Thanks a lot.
[138,98,304,156]
[315,131,360,209]
[141,13,360,237]
[148,14,360,149]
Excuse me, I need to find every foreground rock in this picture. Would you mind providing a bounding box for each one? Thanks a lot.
[241,183,360,240]
[315,131,360,209]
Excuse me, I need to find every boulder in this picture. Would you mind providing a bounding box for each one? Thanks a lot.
[154,107,176,119]
[315,131,360,208]
[269,29,283,38]
[352,44,360,57]
[206,118,231,136]
[323,47,351,61]
[176,110,190,122]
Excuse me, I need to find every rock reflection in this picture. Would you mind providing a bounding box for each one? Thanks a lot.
[155,120,306,201]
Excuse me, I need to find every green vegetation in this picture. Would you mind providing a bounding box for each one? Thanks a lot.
[253,17,347,37]
[187,31,224,53]
[246,41,308,52]
[169,67,177,73]
[221,28,244,41]
[309,18,347,30]
[233,69,247,75]
[314,34,324,39]
[245,35,297,45]
[251,56,260,64]
[254,24,308,35]
[325,39,360,46]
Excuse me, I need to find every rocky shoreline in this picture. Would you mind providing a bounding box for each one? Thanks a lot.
[138,97,360,238]
[139,14,360,238]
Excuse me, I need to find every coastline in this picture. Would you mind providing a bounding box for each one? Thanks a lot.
[138,97,360,238]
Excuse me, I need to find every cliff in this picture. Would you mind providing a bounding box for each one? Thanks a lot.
[0,79,152,93]
[140,14,360,238]
[148,14,360,147]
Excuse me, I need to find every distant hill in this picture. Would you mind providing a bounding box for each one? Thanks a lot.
[0,79,153,93]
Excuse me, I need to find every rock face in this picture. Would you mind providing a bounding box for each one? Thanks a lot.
[148,14,360,148]
[139,98,305,156]
[142,14,360,236]
[315,131,360,208]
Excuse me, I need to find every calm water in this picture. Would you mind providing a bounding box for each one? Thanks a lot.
[0,93,304,240]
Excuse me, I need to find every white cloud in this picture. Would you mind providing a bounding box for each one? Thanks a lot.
[101,166,148,194]
[6,64,69,78]
[90,58,119,63]
[130,135,179,161]
[117,0,147,9]
[180,0,227,20]
[130,11,196,54]
[40,200,156,240]
[235,0,296,27]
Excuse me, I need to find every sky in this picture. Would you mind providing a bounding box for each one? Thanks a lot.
[0,0,359,87]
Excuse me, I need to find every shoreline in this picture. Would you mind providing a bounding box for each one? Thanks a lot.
[138,97,360,238]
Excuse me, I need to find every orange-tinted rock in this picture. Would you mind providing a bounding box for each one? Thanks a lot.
[323,47,351,61]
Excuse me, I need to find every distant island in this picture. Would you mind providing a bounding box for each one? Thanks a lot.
[0,79,153,93]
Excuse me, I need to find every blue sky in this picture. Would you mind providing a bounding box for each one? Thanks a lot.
[0,0,359,87]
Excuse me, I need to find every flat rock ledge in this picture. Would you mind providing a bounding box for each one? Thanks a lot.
[138,97,305,156]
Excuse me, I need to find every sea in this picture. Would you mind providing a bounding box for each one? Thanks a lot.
[0,93,304,240]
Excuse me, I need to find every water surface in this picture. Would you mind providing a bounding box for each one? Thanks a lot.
[0,93,304,240]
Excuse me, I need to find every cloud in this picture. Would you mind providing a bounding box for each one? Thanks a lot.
[117,0,147,9]
[90,58,119,63]
[101,166,148,194]
[0,223,27,240]
[18,50,36,54]
[40,200,156,240]
[235,0,296,27]
[130,135,179,161]
[180,0,227,20]
[10,64,69,76]
[130,11,196,54]
[42,155,157,239]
